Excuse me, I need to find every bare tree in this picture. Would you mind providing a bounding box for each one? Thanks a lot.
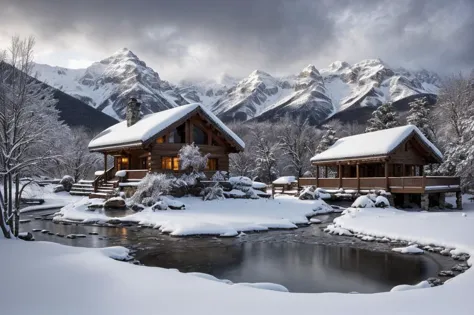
[249,123,279,182]
[0,36,68,238]
[229,151,254,177]
[277,115,314,177]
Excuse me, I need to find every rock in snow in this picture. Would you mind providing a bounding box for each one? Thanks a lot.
[392,245,424,254]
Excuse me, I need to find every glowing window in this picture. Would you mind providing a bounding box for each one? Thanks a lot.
[206,158,218,171]
[161,157,179,170]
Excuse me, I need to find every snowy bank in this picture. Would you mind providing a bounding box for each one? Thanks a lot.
[54,195,330,237]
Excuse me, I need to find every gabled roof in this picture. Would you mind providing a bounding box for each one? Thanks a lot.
[88,103,245,151]
[310,125,443,163]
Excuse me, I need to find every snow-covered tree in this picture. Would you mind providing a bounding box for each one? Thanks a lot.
[365,102,400,133]
[229,151,254,177]
[250,123,279,183]
[406,97,435,142]
[315,124,338,154]
[277,116,315,177]
[433,74,474,188]
[129,173,171,206]
[0,36,68,238]
[178,143,209,173]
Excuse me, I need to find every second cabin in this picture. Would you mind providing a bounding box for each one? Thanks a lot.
[299,125,461,209]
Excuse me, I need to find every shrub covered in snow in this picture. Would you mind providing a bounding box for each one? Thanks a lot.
[180,172,206,186]
[211,171,228,182]
[229,176,253,188]
[202,183,225,201]
[60,175,74,192]
[374,196,390,208]
[129,173,171,206]
[351,195,375,208]
[178,143,209,172]
[299,186,319,200]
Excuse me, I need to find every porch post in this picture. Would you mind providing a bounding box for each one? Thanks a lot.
[385,161,389,191]
[356,163,360,192]
[338,164,342,188]
[104,153,108,183]
[325,166,328,178]
[315,165,319,187]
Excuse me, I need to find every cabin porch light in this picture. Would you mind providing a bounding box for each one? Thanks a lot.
[121,157,129,163]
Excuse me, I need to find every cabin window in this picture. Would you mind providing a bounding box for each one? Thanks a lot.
[161,157,179,171]
[156,136,165,143]
[193,125,208,145]
[168,124,186,143]
[206,158,218,171]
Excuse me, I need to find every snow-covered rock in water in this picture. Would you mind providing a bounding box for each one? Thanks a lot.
[299,186,318,200]
[375,196,390,208]
[309,218,322,224]
[272,176,296,185]
[60,175,75,192]
[104,197,126,209]
[392,245,424,254]
[316,188,331,199]
[324,224,353,236]
[390,281,431,292]
[351,196,375,208]
[115,170,127,177]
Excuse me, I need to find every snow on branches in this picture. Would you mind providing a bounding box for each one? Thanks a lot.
[178,143,209,173]
[365,102,400,133]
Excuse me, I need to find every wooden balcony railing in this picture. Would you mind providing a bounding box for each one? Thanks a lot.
[298,176,461,193]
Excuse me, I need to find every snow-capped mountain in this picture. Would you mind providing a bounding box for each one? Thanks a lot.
[33,49,441,125]
[34,48,186,120]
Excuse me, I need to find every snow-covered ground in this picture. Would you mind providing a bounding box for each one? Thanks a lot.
[54,195,333,237]
[2,195,474,314]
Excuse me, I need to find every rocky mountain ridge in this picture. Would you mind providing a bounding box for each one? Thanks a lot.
[33,49,441,124]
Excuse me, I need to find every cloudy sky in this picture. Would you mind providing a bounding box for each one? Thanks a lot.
[1,0,473,82]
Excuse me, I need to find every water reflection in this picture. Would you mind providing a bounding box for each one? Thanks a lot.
[22,210,442,293]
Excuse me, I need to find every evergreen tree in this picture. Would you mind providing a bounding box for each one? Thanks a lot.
[406,97,435,142]
[315,125,338,154]
[365,102,400,133]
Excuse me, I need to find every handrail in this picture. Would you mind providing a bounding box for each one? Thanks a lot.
[93,166,115,192]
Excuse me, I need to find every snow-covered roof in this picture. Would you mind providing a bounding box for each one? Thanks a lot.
[89,103,245,151]
[310,125,443,163]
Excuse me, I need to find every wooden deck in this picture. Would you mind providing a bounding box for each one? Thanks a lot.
[298,176,461,194]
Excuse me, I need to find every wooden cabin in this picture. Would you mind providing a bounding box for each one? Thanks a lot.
[299,125,462,209]
[82,99,245,198]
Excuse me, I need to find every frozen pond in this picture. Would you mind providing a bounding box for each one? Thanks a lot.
[21,210,449,293]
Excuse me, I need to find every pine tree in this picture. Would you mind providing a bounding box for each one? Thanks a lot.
[315,125,338,154]
[365,102,400,133]
[406,97,435,142]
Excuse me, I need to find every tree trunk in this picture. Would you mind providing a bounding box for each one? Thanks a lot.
[7,173,13,231]
[0,192,11,238]
[14,174,20,237]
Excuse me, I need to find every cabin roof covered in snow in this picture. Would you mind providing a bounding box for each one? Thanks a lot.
[88,103,245,151]
[310,125,443,163]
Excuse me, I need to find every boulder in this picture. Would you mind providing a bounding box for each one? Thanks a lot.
[104,197,126,209]
[18,232,34,241]
[438,270,455,277]
[299,186,318,200]
[53,185,65,193]
[131,204,145,212]
[60,175,75,192]
[152,201,168,211]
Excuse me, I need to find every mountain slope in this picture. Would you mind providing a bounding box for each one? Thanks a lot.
[33,51,441,126]
[3,62,117,131]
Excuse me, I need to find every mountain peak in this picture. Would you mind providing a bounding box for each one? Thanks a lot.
[110,48,138,60]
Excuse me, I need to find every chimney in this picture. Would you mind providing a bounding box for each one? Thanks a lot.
[126,97,141,127]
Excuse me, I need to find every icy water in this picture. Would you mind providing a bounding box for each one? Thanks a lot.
[20,210,449,294]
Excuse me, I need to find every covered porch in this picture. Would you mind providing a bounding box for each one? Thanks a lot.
[298,159,461,194]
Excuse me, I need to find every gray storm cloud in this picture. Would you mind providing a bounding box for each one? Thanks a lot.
[1,0,473,81]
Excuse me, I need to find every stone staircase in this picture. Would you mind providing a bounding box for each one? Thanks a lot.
[70,179,118,199]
